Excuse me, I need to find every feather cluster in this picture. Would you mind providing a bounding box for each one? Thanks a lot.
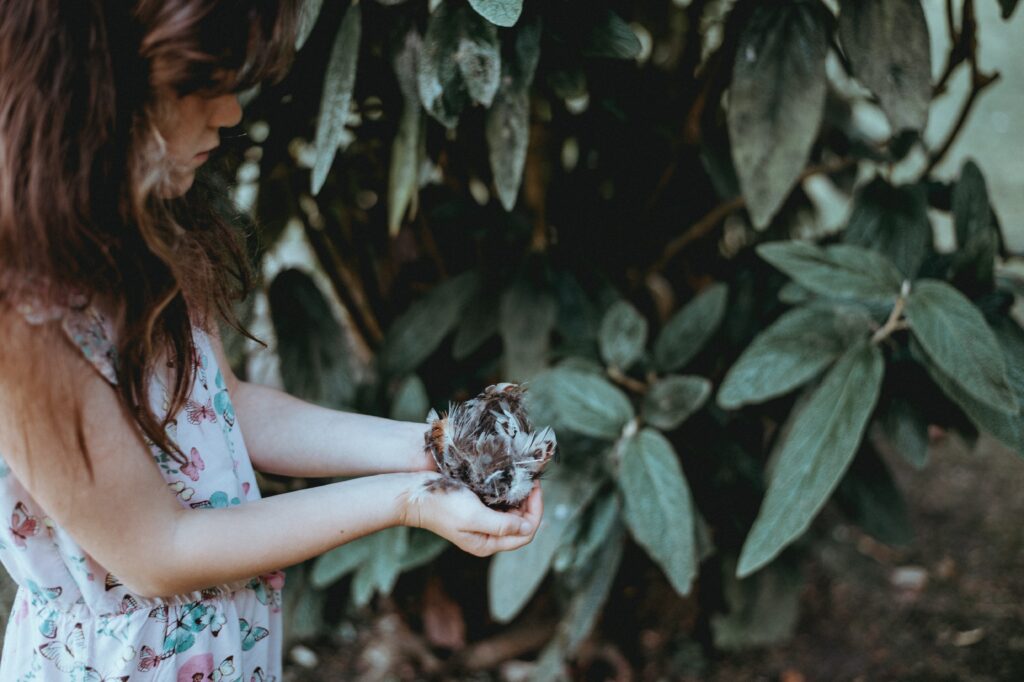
[423,382,558,510]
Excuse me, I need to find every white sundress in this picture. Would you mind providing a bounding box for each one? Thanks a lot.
[0,293,284,681]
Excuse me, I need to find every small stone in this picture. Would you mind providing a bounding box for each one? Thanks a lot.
[952,628,985,647]
[289,644,319,669]
[890,565,928,592]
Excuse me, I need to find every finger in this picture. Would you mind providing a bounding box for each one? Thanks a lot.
[521,483,543,529]
[466,532,532,556]
[473,509,532,537]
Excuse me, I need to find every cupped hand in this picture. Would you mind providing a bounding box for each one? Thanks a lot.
[400,476,544,557]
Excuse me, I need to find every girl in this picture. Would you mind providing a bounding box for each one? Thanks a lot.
[0,1,543,679]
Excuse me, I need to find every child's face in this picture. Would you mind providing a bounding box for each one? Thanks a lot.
[157,88,242,197]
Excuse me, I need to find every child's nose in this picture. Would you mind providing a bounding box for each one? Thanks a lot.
[209,93,243,129]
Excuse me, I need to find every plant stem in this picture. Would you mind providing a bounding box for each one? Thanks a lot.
[871,283,911,344]
[607,366,649,395]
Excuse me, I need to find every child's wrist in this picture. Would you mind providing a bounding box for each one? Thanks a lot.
[406,420,437,473]
[393,471,438,530]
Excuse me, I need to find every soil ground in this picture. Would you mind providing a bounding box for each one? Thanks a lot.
[282,434,1024,682]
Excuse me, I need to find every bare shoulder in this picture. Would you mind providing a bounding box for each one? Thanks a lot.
[0,303,184,594]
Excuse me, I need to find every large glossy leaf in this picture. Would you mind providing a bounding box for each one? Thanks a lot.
[379,271,481,376]
[653,283,728,373]
[598,299,648,371]
[618,428,698,596]
[389,28,426,236]
[311,1,361,195]
[268,269,356,409]
[642,375,711,431]
[500,277,558,381]
[844,178,932,278]
[487,19,541,211]
[838,0,932,133]
[737,341,884,578]
[718,305,873,409]
[951,160,997,288]
[728,2,829,228]
[757,241,904,304]
[526,367,635,440]
[468,0,523,27]
[488,472,602,622]
[905,279,1017,414]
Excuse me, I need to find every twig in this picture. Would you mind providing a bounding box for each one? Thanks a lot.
[871,281,911,344]
[923,66,1000,176]
[607,366,649,395]
[643,156,858,280]
[925,0,1000,176]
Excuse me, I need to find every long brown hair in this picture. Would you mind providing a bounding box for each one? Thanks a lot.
[0,0,297,474]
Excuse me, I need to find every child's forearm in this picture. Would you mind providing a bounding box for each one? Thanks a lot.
[147,471,429,597]
[231,380,434,477]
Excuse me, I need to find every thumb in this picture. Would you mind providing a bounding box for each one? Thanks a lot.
[475,509,532,537]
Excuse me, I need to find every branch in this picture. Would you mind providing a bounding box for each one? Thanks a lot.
[643,156,858,280]
[923,66,1000,177]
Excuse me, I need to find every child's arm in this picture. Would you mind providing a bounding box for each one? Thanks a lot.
[0,314,540,599]
[208,326,435,477]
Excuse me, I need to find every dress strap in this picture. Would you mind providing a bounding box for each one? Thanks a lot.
[15,293,120,386]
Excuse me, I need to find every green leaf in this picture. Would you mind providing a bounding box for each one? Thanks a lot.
[711,557,802,650]
[905,279,1017,414]
[295,0,325,50]
[653,283,728,373]
[718,305,873,409]
[757,241,904,304]
[838,0,932,133]
[390,374,430,422]
[453,284,500,360]
[311,1,361,195]
[737,340,884,578]
[267,269,356,410]
[618,428,698,596]
[843,178,932,278]
[951,160,997,287]
[388,29,426,236]
[566,495,621,580]
[418,3,499,128]
[877,396,930,469]
[642,375,711,431]
[500,277,558,381]
[351,527,409,607]
[998,0,1021,20]
[418,3,469,128]
[468,0,523,27]
[310,536,374,588]
[918,346,1024,456]
[728,2,829,228]
[488,472,602,622]
[582,10,641,60]
[598,299,648,371]
[486,18,541,211]
[526,367,634,440]
[380,271,481,376]
[398,529,449,572]
[454,13,501,108]
[835,446,912,547]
